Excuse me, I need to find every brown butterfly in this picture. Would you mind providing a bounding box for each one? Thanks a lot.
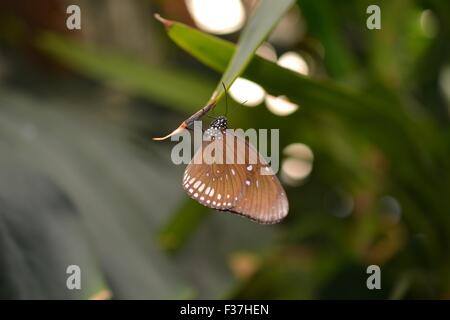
[182,116,289,224]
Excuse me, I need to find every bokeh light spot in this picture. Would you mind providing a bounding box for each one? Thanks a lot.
[229,78,266,106]
[256,42,278,62]
[281,143,314,186]
[185,0,245,35]
[265,95,298,116]
[278,51,309,75]
[420,9,438,38]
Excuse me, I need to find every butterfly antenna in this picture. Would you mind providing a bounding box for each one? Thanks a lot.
[222,82,229,117]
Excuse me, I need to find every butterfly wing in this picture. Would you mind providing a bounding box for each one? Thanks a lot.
[224,131,289,224]
[183,139,245,211]
[183,131,289,224]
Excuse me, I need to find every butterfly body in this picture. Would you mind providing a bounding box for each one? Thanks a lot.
[182,116,289,224]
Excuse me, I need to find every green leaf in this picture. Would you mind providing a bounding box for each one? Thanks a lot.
[153,17,445,166]
[159,0,295,102]
[156,12,365,115]
[36,33,214,114]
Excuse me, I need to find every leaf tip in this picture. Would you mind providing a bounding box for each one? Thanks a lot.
[153,122,187,141]
[154,13,173,29]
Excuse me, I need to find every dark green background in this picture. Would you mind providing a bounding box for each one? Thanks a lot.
[0,0,449,299]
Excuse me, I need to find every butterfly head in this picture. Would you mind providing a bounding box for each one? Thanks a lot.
[210,116,228,131]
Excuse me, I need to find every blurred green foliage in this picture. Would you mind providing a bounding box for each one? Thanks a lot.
[1,0,450,299]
